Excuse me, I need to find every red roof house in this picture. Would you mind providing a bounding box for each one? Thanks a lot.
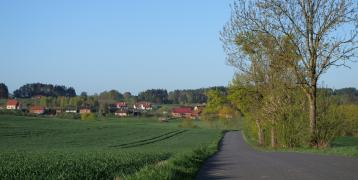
[134,102,152,110]
[30,106,46,114]
[115,102,128,109]
[6,99,19,110]
[172,107,193,118]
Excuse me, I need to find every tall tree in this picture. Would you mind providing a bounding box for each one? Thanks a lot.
[0,83,9,99]
[221,0,358,145]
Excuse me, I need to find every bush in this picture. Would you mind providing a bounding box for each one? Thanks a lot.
[56,112,81,119]
[315,94,345,148]
[0,109,28,116]
[337,104,358,136]
[179,119,198,128]
[80,113,97,120]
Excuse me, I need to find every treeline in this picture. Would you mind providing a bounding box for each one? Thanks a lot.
[13,83,76,98]
[136,87,227,104]
[0,82,230,105]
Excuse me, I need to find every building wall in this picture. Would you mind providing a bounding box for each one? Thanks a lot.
[6,105,17,110]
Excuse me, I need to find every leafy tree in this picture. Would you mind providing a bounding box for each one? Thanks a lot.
[0,83,9,99]
[99,90,123,101]
[221,0,358,146]
[123,92,132,99]
[138,89,168,104]
[80,92,88,97]
[204,89,228,114]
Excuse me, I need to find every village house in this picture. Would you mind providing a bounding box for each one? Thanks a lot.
[192,105,206,117]
[54,107,63,114]
[30,106,46,115]
[115,102,128,109]
[133,102,152,110]
[6,99,20,110]
[79,107,92,114]
[115,109,129,117]
[172,107,194,118]
[65,106,78,113]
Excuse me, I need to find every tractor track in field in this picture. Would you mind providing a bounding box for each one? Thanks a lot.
[109,130,187,148]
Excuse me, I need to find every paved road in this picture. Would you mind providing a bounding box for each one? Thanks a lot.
[197,131,358,180]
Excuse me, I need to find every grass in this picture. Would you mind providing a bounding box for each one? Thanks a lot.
[0,115,223,179]
[242,131,358,157]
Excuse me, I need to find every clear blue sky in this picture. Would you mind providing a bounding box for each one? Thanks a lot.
[0,1,357,95]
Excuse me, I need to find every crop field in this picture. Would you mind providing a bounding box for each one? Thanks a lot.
[0,115,222,179]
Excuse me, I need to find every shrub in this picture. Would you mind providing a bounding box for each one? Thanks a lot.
[80,113,97,120]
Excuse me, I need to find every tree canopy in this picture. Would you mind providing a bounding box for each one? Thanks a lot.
[13,83,76,98]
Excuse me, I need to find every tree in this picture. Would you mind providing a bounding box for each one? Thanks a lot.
[0,83,9,99]
[80,91,88,97]
[221,0,358,145]
[228,75,266,145]
[13,83,76,98]
[138,89,168,104]
[204,89,228,114]
[123,92,132,99]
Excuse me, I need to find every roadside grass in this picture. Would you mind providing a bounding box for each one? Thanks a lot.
[0,115,224,179]
[124,132,224,180]
[242,131,358,157]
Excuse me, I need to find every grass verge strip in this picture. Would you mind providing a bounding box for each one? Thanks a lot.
[123,131,224,180]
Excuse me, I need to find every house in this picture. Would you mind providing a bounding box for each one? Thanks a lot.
[30,106,46,114]
[115,102,128,109]
[194,105,205,112]
[134,102,152,110]
[172,107,193,118]
[115,109,129,117]
[54,107,63,114]
[65,106,78,113]
[193,105,206,117]
[6,99,20,110]
[79,107,92,114]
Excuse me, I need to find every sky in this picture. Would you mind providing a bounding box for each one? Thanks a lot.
[0,1,357,95]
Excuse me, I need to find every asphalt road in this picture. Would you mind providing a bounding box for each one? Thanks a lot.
[197,131,358,180]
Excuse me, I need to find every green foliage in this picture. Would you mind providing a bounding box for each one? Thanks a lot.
[0,83,9,99]
[179,119,198,128]
[80,113,97,120]
[204,89,228,114]
[314,92,345,148]
[138,89,168,104]
[56,112,81,119]
[13,83,76,98]
[99,90,124,102]
[337,104,358,136]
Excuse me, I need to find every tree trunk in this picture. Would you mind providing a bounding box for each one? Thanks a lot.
[256,119,264,146]
[308,85,317,146]
[271,126,277,148]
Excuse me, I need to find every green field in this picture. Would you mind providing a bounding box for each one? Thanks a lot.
[0,115,223,179]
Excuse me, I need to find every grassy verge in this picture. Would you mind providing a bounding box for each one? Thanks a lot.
[124,132,224,180]
[242,131,358,157]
